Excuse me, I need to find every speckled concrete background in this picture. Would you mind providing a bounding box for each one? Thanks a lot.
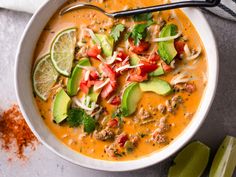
[0,8,235,177]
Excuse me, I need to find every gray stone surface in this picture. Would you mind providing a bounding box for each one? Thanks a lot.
[0,8,235,177]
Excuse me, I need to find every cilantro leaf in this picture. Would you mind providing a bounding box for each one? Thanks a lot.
[67,108,96,133]
[67,108,84,127]
[133,13,153,22]
[110,24,125,42]
[124,32,131,41]
[83,115,96,133]
[130,20,154,45]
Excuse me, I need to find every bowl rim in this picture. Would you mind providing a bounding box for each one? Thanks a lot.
[15,0,218,172]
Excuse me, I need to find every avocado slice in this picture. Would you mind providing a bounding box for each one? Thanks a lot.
[209,136,236,177]
[53,89,71,124]
[158,24,178,64]
[168,141,210,177]
[149,64,165,76]
[121,82,142,116]
[130,54,140,66]
[67,58,91,96]
[96,34,114,57]
[139,78,172,95]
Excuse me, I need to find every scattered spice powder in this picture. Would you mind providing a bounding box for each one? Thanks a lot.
[0,104,38,160]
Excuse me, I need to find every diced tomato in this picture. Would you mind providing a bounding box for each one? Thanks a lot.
[102,64,116,81]
[80,80,89,94]
[116,133,128,147]
[139,60,158,74]
[87,80,95,87]
[117,51,128,61]
[129,38,150,54]
[148,53,161,64]
[87,45,101,59]
[90,71,99,80]
[162,62,172,72]
[109,95,121,106]
[101,83,115,99]
[174,41,185,55]
[107,118,118,128]
[128,72,148,82]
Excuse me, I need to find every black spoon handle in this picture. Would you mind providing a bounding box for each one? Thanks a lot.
[110,0,221,18]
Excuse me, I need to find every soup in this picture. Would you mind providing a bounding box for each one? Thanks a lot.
[32,0,207,161]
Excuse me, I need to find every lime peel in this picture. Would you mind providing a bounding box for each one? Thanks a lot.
[33,54,59,101]
[50,27,77,76]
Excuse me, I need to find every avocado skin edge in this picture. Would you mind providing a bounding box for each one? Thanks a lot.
[158,24,178,64]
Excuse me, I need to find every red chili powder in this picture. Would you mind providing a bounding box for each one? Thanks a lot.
[0,104,38,159]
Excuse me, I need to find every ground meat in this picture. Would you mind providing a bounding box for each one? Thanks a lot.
[154,116,171,134]
[165,100,174,113]
[139,107,152,120]
[165,95,184,114]
[158,122,171,133]
[184,83,196,93]
[172,95,183,104]
[157,104,166,114]
[151,128,169,144]
[130,135,140,147]
[173,84,185,92]
[94,128,115,141]
[154,134,169,144]
[104,144,116,157]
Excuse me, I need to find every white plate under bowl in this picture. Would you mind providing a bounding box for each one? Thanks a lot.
[15,0,218,172]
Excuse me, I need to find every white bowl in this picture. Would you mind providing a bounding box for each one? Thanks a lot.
[15,0,218,172]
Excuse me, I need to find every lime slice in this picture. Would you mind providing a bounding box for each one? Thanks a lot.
[33,54,59,101]
[50,28,77,76]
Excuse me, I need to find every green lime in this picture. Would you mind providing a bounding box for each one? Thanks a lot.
[33,54,59,101]
[168,141,210,177]
[50,28,77,76]
[209,136,236,177]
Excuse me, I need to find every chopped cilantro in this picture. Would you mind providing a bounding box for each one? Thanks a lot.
[133,13,153,22]
[112,108,123,118]
[130,20,154,45]
[124,31,131,41]
[66,108,96,133]
[114,149,123,157]
[67,108,84,127]
[83,115,96,133]
[110,24,125,42]
[112,108,123,126]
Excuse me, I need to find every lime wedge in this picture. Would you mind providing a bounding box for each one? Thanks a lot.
[50,28,77,76]
[209,136,236,177]
[33,54,59,101]
[168,141,210,177]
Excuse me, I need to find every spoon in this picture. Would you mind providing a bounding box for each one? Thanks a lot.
[60,0,221,18]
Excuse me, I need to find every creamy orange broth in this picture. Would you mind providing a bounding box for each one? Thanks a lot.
[33,0,207,160]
